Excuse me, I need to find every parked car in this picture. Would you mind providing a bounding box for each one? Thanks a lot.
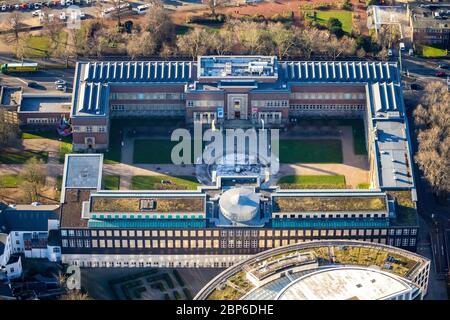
[387,49,393,57]
[79,11,85,19]
[34,2,41,8]
[399,42,405,51]
[54,79,66,85]
[59,11,66,20]
[408,49,414,56]
[14,4,20,9]
[27,81,39,88]
[27,2,34,9]
[435,71,447,77]
[32,9,40,16]
[56,84,67,91]
[410,83,423,91]
[438,63,449,69]
[1,4,7,11]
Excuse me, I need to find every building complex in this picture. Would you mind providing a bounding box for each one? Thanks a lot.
[194,240,430,300]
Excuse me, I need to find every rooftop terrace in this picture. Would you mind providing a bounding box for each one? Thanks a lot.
[18,95,72,113]
[200,240,429,300]
[90,196,205,213]
[272,195,387,212]
[198,56,278,79]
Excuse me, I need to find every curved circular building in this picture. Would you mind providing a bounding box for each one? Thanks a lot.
[276,266,420,300]
[219,187,260,223]
[195,240,430,300]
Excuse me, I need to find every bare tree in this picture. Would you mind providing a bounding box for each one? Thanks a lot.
[6,11,22,44]
[41,8,65,57]
[176,28,213,60]
[206,0,226,16]
[111,0,129,29]
[208,27,234,55]
[326,35,356,59]
[20,158,46,203]
[414,81,450,197]
[234,21,267,55]
[143,4,175,50]
[268,23,300,59]
[127,32,157,59]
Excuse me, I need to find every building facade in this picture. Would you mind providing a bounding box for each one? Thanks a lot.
[70,56,403,151]
[0,203,61,280]
[59,56,419,269]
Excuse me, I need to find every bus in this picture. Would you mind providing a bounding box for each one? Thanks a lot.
[133,3,150,15]
[0,63,39,74]
[101,3,131,18]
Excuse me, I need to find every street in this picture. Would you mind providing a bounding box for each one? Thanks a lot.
[0,67,74,93]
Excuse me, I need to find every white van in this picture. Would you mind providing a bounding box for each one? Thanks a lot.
[133,3,150,15]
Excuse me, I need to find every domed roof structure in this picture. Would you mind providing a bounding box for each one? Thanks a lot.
[219,188,260,223]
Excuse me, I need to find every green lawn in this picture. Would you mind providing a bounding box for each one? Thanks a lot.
[0,175,21,188]
[59,142,73,164]
[418,45,448,58]
[291,118,367,155]
[278,175,346,189]
[0,150,48,164]
[131,176,200,190]
[279,139,343,163]
[22,131,71,142]
[357,183,371,189]
[103,175,120,190]
[305,10,353,34]
[134,139,179,164]
[133,139,204,164]
[25,32,68,58]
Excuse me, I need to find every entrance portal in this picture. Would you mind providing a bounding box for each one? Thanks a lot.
[227,94,248,120]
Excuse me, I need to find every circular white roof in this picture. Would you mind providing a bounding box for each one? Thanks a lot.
[219,188,260,222]
[276,266,415,300]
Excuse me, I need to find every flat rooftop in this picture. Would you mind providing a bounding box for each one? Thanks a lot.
[376,120,414,188]
[198,56,278,79]
[410,4,450,29]
[62,154,103,191]
[276,266,417,300]
[19,95,72,113]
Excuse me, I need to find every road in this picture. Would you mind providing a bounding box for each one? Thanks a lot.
[0,67,74,93]
[430,223,448,277]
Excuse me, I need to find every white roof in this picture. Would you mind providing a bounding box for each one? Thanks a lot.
[61,154,103,203]
[276,266,416,300]
[219,187,260,222]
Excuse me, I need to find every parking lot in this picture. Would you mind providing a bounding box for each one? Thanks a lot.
[0,0,153,28]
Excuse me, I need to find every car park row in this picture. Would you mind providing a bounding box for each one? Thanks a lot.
[0,0,92,12]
